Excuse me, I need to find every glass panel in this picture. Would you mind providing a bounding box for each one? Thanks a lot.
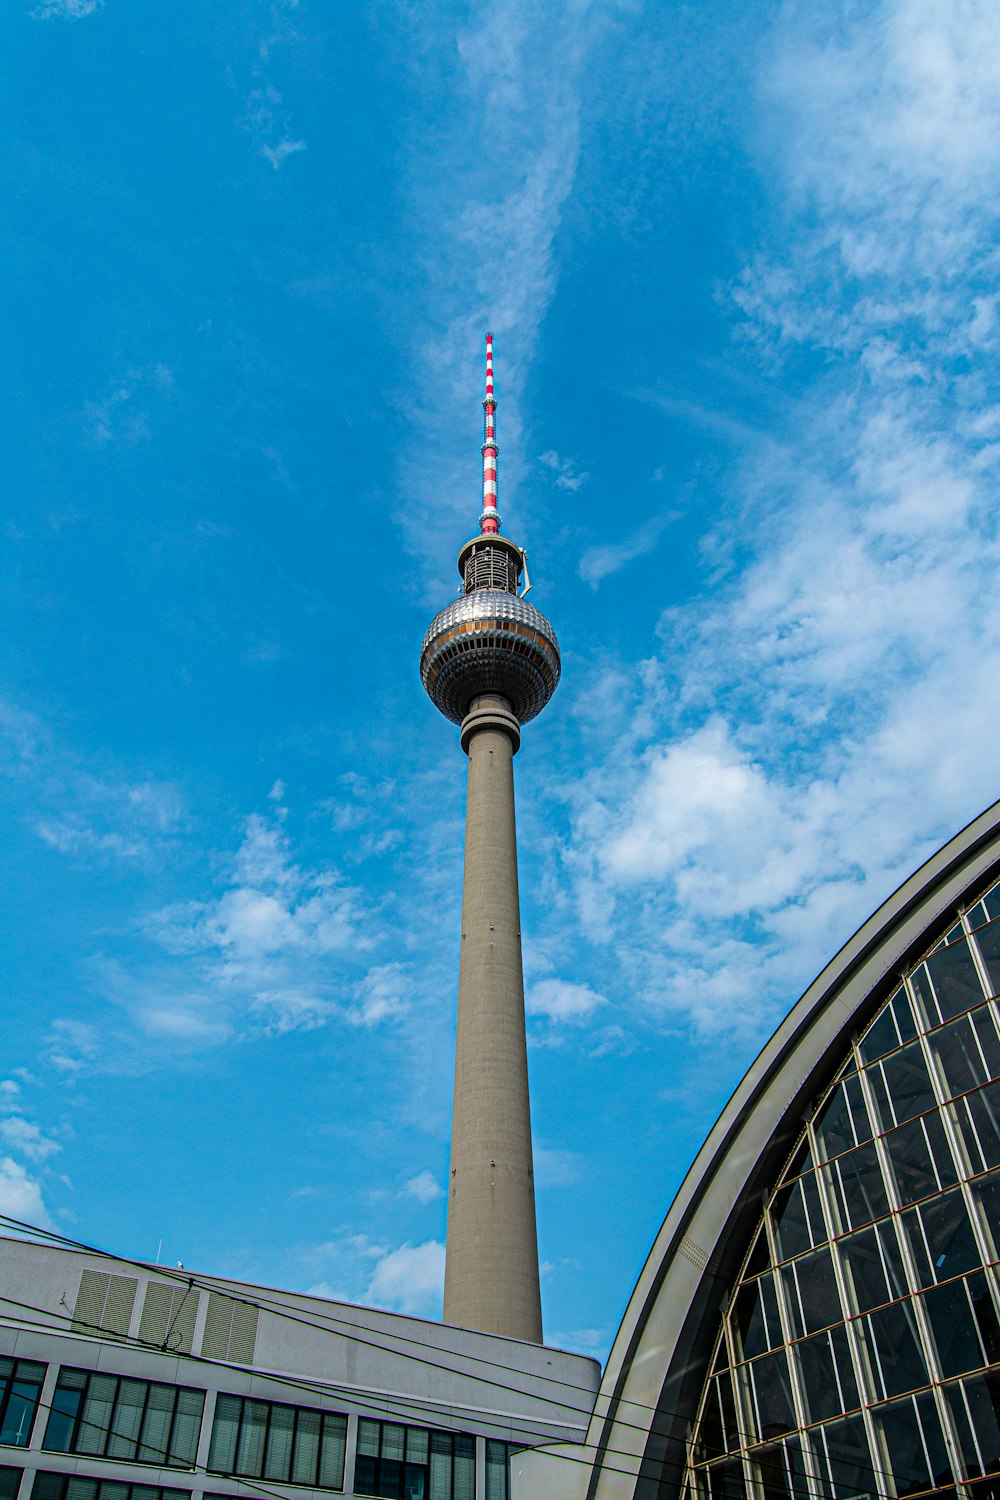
[780,1245,840,1338]
[452,1434,474,1500]
[876,1042,938,1129]
[485,1442,506,1500]
[793,1324,859,1424]
[353,1455,378,1498]
[956,1082,1000,1174]
[207,1394,241,1473]
[383,1425,406,1462]
[106,1379,146,1460]
[925,1273,997,1377]
[168,1390,202,1468]
[902,1190,982,1286]
[819,1413,876,1500]
[925,938,986,1022]
[814,1075,873,1161]
[973,1171,1000,1258]
[746,1349,795,1442]
[705,1461,748,1500]
[931,1017,992,1100]
[731,1275,781,1360]
[839,1222,907,1313]
[357,1420,381,1457]
[974,916,1000,996]
[699,1372,740,1459]
[860,1005,902,1066]
[824,1141,890,1233]
[406,1430,429,1465]
[77,1376,118,1456]
[263,1404,293,1482]
[0,1385,39,1448]
[887,1111,958,1205]
[429,1432,452,1500]
[876,1392,952,1497]
[945,1374,1000,1477]
[863,1298,927,1399]
[771,1177,824,1262]
[234,1400,268,1478]
[291,1409,320,1485]
[404,1463,426,1500]
[43,1387,81,1452]
[138,1387,175,1467]
[318,1414,346,1490]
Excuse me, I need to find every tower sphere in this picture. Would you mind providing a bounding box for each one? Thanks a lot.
[420,585,561,726]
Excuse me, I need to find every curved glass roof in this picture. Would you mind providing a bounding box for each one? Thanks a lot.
[687,879,1000,1500]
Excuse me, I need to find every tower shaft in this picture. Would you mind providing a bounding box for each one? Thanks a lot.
[443,693,542,1343]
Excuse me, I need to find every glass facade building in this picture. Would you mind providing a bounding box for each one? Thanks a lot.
[690,887,1000,1500]
[514,800,1000,1500]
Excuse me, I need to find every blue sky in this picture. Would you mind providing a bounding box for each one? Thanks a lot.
[5,0,1000,1356]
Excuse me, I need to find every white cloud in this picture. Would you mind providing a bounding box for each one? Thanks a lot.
[578,513,675,588]
[527,978,606,1024]
[540,449,589,493]
[365,1240,445,1317]
[401,2,600,588]
[533,1147,584,1188]
[549,0,1000,1046]
[349,964,411,1028]
[29,0,101,17]
[0,1117,60,1164]
[0,1158,53,1230]
[403,1170,443,1204]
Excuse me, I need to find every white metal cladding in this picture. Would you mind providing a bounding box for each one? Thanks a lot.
[420,590,561,726]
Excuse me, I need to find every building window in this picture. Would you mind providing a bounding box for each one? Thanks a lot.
[485,1440,524,1500]
[42,1368,204,1468]
[32,1473,189,1500]
[207,1394,346,1490]
[686,868,1000,1500]
[0,1361,45,1449]
[0,1469,21,1500]
[354,1419,475,1500]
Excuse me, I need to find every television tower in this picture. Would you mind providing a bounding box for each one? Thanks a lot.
[420,334,561,1343]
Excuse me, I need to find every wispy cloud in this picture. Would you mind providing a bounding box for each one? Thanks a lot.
[403,1170,443,1205]
[578,511,676,588]
[236,2,307,169]
[365,1239,445,1317]
[540,449,589,493]
[29,0,101,18]
[84,364,174,446]
[0,697,184,867]
[547,0,1000,1047]
[401,2,608,591]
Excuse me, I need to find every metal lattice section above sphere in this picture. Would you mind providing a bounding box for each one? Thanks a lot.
[421,590,561,726]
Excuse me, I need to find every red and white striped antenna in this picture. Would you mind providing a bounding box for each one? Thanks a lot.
[479,332,500,535]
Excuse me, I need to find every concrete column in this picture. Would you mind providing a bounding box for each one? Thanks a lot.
[443,693,543,1344]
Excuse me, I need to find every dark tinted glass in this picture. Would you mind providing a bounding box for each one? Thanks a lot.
[956,1083,1000,1175]
[876,1042,938,1128]
[924,939,986,1023]
[932,1016,992,1100]
[824,1140,890,1231]
[864,1299,928,1399]
[972,1171,1000,1255]
[839,1222,906,1312]
[781,1246,840,1338]
[946,1374,1000,1478]
[886,1111,957,1205]
[747,1350,795,1441]
[814,1075,872,1160]
[706,1460,748,1500]
[771,1174,824,1262]
[877,1393,950,1498]
[974,917,1000,997]
[925,1274,995,1378]
[732,1275,781,1360]
[903,1190,982,1286]
[793,1325,858,1425]
[821,1414,876,1500]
